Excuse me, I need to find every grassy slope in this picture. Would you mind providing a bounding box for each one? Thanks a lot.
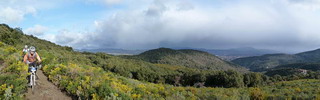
[0,43,28,99]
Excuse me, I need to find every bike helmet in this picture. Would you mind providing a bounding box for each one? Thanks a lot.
[25,45,28,48]
[29,46,36,52]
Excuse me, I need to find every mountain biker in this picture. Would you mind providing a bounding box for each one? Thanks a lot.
[23,46,41,86]
[24,46,41,65]
[23,45,29,53]
[22,45,29,62]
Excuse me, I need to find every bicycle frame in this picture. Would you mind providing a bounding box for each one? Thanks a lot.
[30,66,36,92]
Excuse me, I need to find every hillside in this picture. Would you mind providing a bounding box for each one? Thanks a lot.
[264,63,320,77]
[1,24,320,99]
[127,48,247,71]
[273,63,320,71]
[231,49,320,72]
[296,49,320,62]
[199,47,279,60]
[232,54,303,71]
[204,47,278,57]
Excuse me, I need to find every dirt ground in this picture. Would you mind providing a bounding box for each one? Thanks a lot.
[25,70,72,100]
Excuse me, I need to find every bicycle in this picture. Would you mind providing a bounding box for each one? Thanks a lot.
[29,66,37,94]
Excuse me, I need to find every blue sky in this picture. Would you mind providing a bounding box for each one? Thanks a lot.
[6,0,121,34]
[1,0,320,53]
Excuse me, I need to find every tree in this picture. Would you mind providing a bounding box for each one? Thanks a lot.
[205,70,244,88]
[244,73,264,87]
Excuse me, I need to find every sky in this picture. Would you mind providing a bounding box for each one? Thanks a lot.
[1,0,320,53]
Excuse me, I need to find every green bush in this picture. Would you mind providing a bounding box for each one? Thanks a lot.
[250,88,265,100]
[0,56,28,99]
[4,46,17,54]
[0,42,4,47]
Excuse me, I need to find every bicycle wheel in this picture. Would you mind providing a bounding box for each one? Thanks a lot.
[31,74,35,94]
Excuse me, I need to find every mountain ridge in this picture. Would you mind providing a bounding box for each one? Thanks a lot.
[232,48,320,71]
[126,48,248,71]
[78,47,279,60]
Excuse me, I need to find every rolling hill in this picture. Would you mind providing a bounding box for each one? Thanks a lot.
[296,49,320,62]
[204,47,278,57]
[264,63,320,77]
[232,49,320,72]
[79,47,279,61]
[273,63,320,71]
[127,48,247,71]
[198,47,279,60]
[77,48,145,55]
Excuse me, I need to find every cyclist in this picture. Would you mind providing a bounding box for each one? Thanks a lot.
[23,46,41,86]
[23,45,29,53]
[22,45,29,61]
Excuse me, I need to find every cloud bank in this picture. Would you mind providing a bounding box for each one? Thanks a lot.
[3,0,320,52]
[49,0,319,52]
[25,25,48,36]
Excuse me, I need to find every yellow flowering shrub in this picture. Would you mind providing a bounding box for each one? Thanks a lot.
[0,48,28,99]
[0,84,7,94]
[111,81,132,93]
[4,46,16,54]
[0,41,4,47]
[131,93,141,99]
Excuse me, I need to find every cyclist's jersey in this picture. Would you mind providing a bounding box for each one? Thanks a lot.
[26,52,38,63]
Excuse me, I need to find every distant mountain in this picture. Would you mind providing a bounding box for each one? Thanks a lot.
[127,48,248,71]
[202,47,278,56]
[173,47,279,61]
[79,47,278,60]
[77,48,146,55]
[232,48,320,72]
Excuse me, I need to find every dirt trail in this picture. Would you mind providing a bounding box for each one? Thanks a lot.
[25,70,72,100]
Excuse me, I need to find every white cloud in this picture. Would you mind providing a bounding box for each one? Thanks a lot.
[176,1,194,11]
[0,0,79,24]
[26,6,37,16]
[85,0,123,5]
[0,0,41,24]
[104,0,122,5]
[25,25,49,36]
[44,29,98,48]
[0,7,25,24]
[286,0,320,11]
